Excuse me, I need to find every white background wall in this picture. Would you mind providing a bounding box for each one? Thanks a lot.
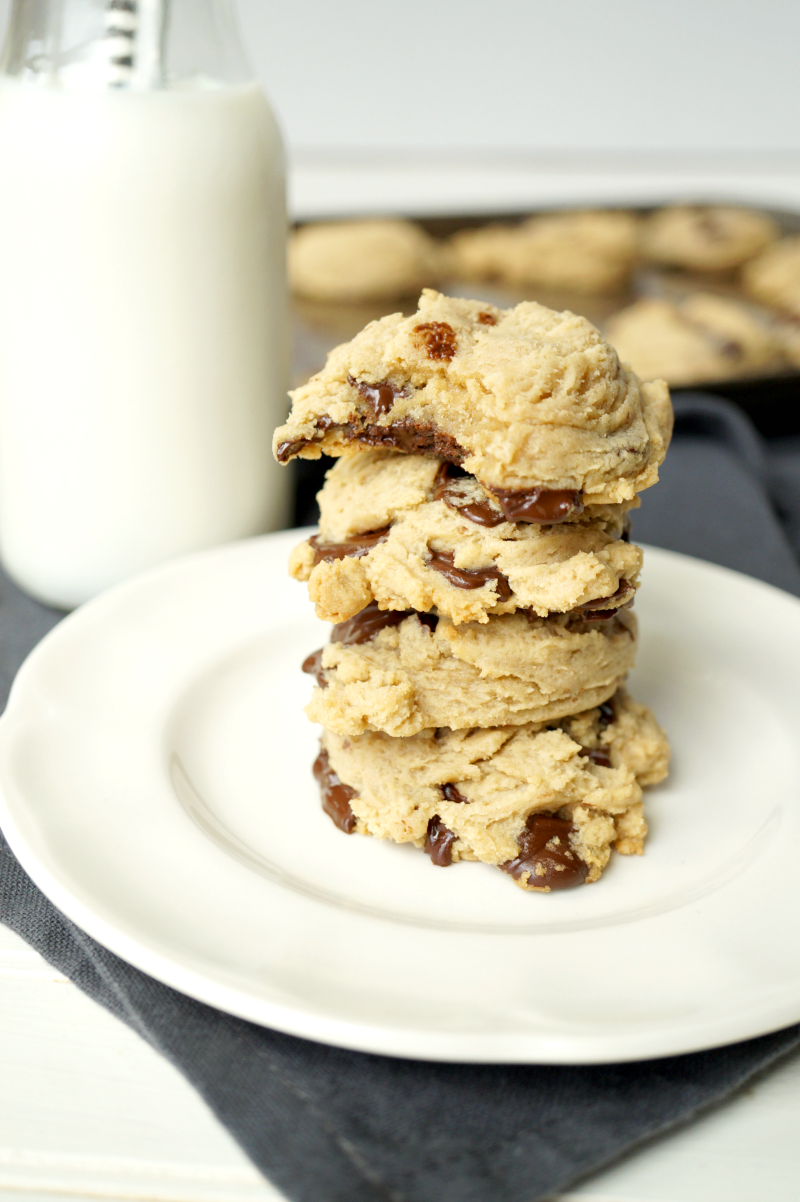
[237,0,800,155]
[0,0,796,156]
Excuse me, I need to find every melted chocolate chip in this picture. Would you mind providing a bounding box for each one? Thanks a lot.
[310,527,390,565]
[276,438,311,463]
[331,602,437,646]
[477,312,497,326]
[580,746,612,768]
[441,783,469,804]
[347,374,408,417]
[720,340,743,359]
[342,416,467,462]
[427,548,512,601]
[313,748,358,834]
[425,816,457,866]
[598,698,616,727]
[575,580,634,622]
[278,413,468,466]
[500,813,588,890]
[488,486,585,524]
[302,649,326,687]
[413,321,457,361]
[433,464,506,527]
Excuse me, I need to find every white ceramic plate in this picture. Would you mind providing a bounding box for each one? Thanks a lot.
[1,532,799,1064]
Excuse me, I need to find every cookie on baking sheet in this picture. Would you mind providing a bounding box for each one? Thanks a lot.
[289,219,445,303]
[743,235,800,319]
[605,293,782,386]
[274,291,673,504]
[314,688,669,890]
[289,451,641,625]
[448,210,640,293]
[303,604,637,737]
[641,205,778,272]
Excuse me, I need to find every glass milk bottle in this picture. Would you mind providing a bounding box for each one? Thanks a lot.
[0,0,287,608]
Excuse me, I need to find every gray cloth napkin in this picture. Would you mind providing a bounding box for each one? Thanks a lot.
[2,393,800,1202]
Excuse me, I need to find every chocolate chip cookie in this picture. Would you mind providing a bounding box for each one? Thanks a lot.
[448,209,640,293]
[274,290,673,502]
[641,205,778,272]
[304,605,637,737]
[315,689,669,889]
[289,219,445,302]
[605,293,781,385]
[290,450,641,624]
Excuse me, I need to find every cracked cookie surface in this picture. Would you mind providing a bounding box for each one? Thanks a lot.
[290,450,641,624]
[274,291,672,501]
[304,606,637,737]
[317,689,669,889]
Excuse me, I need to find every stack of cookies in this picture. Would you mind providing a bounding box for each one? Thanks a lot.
[274,291,672,892]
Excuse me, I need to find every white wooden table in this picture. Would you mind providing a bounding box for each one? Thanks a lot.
[3,919,800,1202]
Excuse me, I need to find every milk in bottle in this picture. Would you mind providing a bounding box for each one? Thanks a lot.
[0,0,287,607]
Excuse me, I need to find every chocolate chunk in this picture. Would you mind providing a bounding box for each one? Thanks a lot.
[332,603,407,646]
[441,783,469,804]
[425,816,457,866]
[313,748,358,834]
[340,416,467,463]
[276,416,335,463]
[331,602,438,646]
[477,312,497,326]
[413,321,457,361]
[580,746,612,768]
[427,548,512,600]
[301,649,326,687]
[347,374,408,417]
[598,698,616,727]
[500,813,588,890]
[432,464,506,527]
[276,437,312,463]
[487,486,584,524]
[278,412,468,466]
[575,579,634,622]
[310,527,389,565]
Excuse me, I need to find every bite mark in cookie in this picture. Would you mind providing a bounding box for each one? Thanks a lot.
[274,291,672,502]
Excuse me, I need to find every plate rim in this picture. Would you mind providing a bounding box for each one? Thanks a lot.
[3,534,800,1064]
